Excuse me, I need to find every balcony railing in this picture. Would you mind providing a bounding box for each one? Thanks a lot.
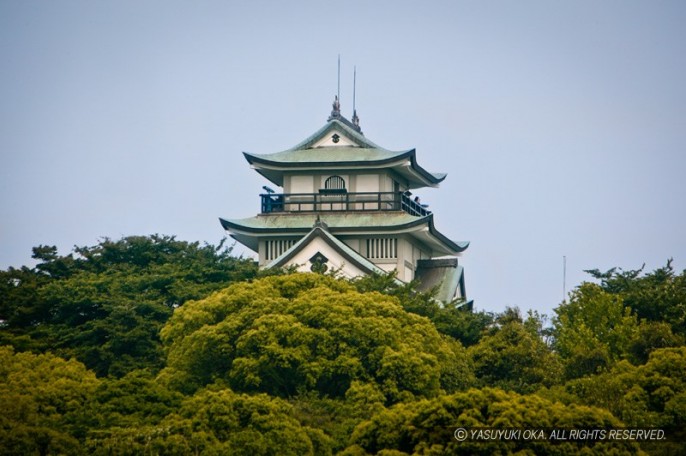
[260,191,431,217]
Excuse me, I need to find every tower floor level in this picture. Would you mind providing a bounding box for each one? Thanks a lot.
[220,101,471,305]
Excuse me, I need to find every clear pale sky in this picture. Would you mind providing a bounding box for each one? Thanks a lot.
[2,1,685,317]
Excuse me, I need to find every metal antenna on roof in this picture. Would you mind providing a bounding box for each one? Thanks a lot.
[328,55,342,120]
[353,66,356,113]
[352,66,360,130]
[562,255,567,303]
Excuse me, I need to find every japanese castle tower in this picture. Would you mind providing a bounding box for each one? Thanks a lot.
[220,98,470,303]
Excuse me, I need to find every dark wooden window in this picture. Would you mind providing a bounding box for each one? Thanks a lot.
[324,175,346,190]
[366,238,397,259]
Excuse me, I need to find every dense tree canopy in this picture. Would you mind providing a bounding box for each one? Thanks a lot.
[585,260,686,337]
[0,235,258,376]
[468,308,561,393]
[160,273,473,402]
[86,387,332,456]
[553,283,639,379]
[0,346,99,454]
[1,240,684,454]
[353,271,493,347]
[343,388,639,455]
[554,268,684,380]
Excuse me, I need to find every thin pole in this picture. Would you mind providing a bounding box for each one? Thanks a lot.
[563,255,567,303]
[337,55,340,101]
[353,66,356,112]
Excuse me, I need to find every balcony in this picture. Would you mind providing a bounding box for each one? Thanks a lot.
[260,191,431,217]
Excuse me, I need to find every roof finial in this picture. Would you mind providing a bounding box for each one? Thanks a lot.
[331,95,341,118]
[313,214,329,230]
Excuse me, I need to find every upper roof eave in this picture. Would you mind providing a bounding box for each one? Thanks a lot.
[241,118,446,186]
[243,147,446,187]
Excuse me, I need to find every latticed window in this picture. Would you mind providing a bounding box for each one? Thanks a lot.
[265,239,296,261]
[324,175,346,190]
[366,238,398,259]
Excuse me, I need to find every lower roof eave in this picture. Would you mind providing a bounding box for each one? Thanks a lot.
[219,214,469,255]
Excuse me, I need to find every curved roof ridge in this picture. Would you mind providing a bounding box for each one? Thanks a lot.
[289,119,382,151]
[425,213,470,253]
[248,119,401,156]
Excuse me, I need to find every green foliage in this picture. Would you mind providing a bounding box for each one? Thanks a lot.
[344,388,639,455]
[560,347,686,430]
[2,246,685,454]
[468,308,561,393]
[553,283,639,379]
[0,266,53,351]
[627,320,682,365]
[88,369,184,429]
[0,346,100,455]
[554,266,685,379]
[354,271,493,346]
[586,260,686,337]
[290,384,387,453]
[161,273,474,402]
[86,387,331,456]
[1,235,258,376]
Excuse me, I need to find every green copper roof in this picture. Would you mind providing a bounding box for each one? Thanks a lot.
[219,212,469,255]
[415,258,466,303]
[287,118,382,150]
[246,146,410,165]
[242,119,447,188]
[221,212,423,231]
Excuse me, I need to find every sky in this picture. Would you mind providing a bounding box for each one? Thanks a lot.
[1,1,685,318]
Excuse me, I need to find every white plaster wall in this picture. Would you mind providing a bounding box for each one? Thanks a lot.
[396,236,432,282]
[281,237,368,279]
[258,241,267,267]
[312,130,357,148]
[404,264,414,282]
[355,174,379,192]
[291,175,314,193]
[380,174,394,192]
[378,263,397,274]
[392,237,412,282]
[342,238,360,252]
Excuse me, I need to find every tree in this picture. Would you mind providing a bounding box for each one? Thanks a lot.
[160,273,475,402]
[87,369,184,429]
[561,347,686,429]
[0,346,100,455]
[86,387,332,456]
[353,271,493,346]
[553,283,639,379]
[468,308,561,393]
[585,261,686,338]
[0,235,258,376]
[343,388,639,455]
